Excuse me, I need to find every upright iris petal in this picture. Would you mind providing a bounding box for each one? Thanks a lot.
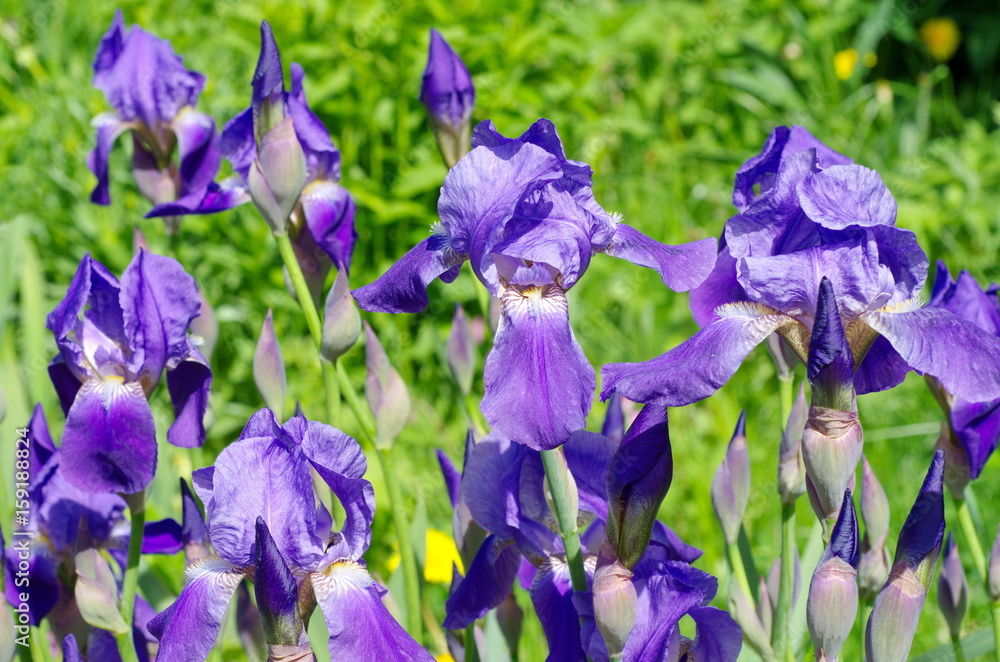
[356,118,715,449]
[88,10,221,228]
[603,127,1000,410]
[46,251,211,494]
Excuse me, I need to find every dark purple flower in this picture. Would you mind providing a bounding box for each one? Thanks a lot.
[148,22,356,301]
[46,250,211,494]
[927,261,1000,487]
[355,119,716,450]
[149,408,431,662]
[420,29,475,168]
[603,128,1000,409]
[88,11,221,222]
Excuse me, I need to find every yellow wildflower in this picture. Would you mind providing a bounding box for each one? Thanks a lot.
[834,49,858,81]
[384,528,465,584]
[920,17,961,62]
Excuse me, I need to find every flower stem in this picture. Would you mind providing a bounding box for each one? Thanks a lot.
[953,495,987,578]
[273,231,323,347]
[335,359,377,446]
[376,447,423,639]
[29,624,52,662]
[540,448,588,592]
[778,375,794,428]
[115,494,146,662]
[322,360,341,425]
[992,601,1000,662]
[950,633,967,662]
[464,627,481,662]
[726,540,755,609]
[771,503,796,662]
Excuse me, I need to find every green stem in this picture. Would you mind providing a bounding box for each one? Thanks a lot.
[273,232,323,346]
[859,601,872,661]
[778,375,794,427]
[992,601,1000,662]
[115,495,146,662]
[376,448,422,639]
[540,449,587,592]
[771,504,796,661]
[335,360,377,446]
[726,541,755,608]
[464,626,481,662]
[953,496,987,579]
[950,633,967,662]
[29,624,52,662]
[322,360,340,426]
[462,393,486,437]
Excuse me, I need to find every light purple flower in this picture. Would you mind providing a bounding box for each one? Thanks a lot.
[355,118,716,450]
[148,22,356,302]
[149,409,431,662]
[603,127,1000,408]
[46,251,211,494]
[420,28,475,168]
[88,11,221,221]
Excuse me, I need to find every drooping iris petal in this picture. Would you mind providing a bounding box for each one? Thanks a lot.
[951,398,1000,479]
[530,560,586,662]
[166,352,211,448]
[88,113,134,205]
[60,378,156,494]
[145,176,251,218]
[443,535,520,629]
[686,606,743,661]
[35,460,125,552]
[301,179,357,271]
[853,335,911,395]
[49,358,83,415]
[353,235,465,314]
[207,436,323,568]
[148,557,244,662]
[864,307,1000,403]
[796,165,897,229]
[602,225,716,292]
[120,250,201,383]
[312,565,434,661]
[141,519,184,555]
[293,418,375,561]
[622,563,709,661]
[601,303,797,407]
[929,265,1000,335]
[650,523,703,564]
[173,108,221,197]
[482,285,594,451]
[461,436,526,541]
[4,547,60,625]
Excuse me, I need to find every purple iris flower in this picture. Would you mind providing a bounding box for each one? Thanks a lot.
[88,11,221,222]
[46,251,211,494]
[148,408,432,661]
[603,126,1000,408]
[354,119,716,450]
[926,261,1000,487]
[4,405,178,650]
[445,416,735,660]
[148,22,356,302]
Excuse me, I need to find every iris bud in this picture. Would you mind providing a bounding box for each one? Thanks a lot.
[807,489,859,661]
[364,322,411,448]
[447,303,475,395]
[248,117,307,234]
[190,288,219,362]
[727,582,773,660]
[253,309,286,420]
[858,455,891,599]
[419,29,475,168]
[866,450,945,662]
[254,517,304,646]
[934,421,972,498]
[74,518,128,635]
[592,551,637,658]
[802,406,863,523]
[989,525,1000,603]
[936,533,968,637]
[321,267,361,363]
[711,412,750,546]
[778,384,808,506]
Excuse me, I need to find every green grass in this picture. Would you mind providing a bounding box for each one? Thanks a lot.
[2,0,1000,659]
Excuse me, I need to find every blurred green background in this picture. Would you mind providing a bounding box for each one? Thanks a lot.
[2,0,999,659]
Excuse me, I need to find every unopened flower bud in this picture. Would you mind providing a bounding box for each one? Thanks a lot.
[778,384,808,505]
[190,288,218,362]
[74,518,128,635]
[857,544,891,602]
[766,549,801,612]
[765,333,800,380]
[606,405,672,569]
[254,517,303,646]
[133,225,151,253]
[756,575,773,641]
[592,552,637,658]
[420,29,474,169]
[364,322,411,448]
[865,450,946,662]
[937,533,968,637]
[807,489,859,661]
[934,422,971,499]
[253,309,286,420]
[447,303,475,395]
[860,456,889,547]
[728,582,773,660]
[321,267,361,363]
[249,117,307,233]
[989,525,1000,602]
[711,412,750,546]
[251,21,286,142]
[802,406,863,522]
